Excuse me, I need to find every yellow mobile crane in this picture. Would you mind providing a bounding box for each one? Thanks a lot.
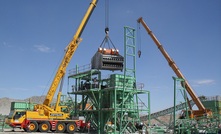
[5,0,97,133]
[137,17,212,118]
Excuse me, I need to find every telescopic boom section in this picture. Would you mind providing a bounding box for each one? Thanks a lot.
[43,0,98,106]
[137,17,207,112]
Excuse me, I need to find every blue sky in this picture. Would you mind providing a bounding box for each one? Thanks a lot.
[0,0,221,112]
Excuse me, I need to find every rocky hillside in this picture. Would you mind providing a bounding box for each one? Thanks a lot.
[0,96,46,115]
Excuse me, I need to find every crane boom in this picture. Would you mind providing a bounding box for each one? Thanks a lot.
[137,17,211,117]
[43,0,98,106]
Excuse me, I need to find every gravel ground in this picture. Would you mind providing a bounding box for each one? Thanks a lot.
[0,128,51,134]
[0,128,94,134]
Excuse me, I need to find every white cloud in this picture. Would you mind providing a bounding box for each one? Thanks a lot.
[192,79,215,86]
[0,87,29,92]
[3,42,12,47]
[34,45,54,53]
[126,10,134,14]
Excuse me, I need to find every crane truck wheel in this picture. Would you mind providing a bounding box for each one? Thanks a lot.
[39,121,51,132]
[28,121,38,132]
[56,122,66,133]
[66,122,77,133]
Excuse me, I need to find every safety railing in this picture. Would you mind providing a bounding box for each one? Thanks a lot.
[69,64,91,76]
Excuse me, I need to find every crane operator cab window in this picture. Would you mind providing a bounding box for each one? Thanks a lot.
[13,111,26,120]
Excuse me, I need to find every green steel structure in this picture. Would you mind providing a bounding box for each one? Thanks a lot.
[202,96,221,119]
[0,114,5,132]
[0,114,11,132]
[67,27,150,133]
[173,77,221,134]
[173,77,191,134]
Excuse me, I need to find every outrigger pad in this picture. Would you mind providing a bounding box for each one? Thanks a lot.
[91,51,124,71]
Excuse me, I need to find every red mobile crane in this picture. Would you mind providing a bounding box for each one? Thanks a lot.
[137,17,212,118]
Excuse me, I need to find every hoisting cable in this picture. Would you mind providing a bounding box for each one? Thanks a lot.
[137,22,142,58]
[99,0,117,51]
[91,0,124,71]
[99,34,116,50]
[38,50,65,103]
[105,0,109,35]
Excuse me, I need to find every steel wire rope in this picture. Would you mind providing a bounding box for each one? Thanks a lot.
[38,49,66,103]
[137,22,142,58]
[99,0,117,50]
[105,0,109,31]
